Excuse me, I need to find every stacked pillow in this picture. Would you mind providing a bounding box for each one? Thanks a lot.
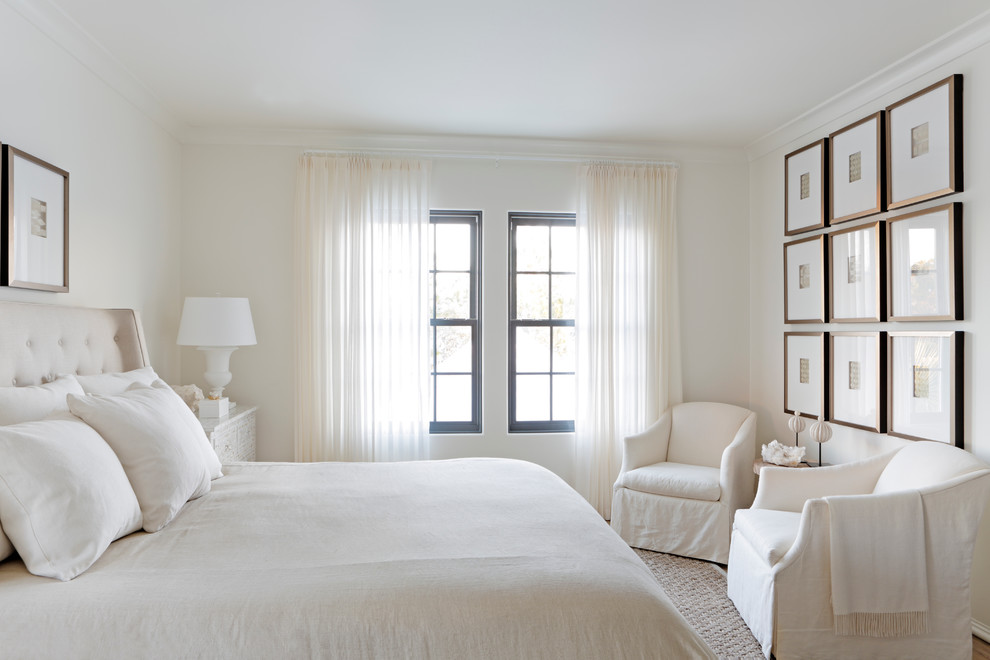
[0,368,224,580]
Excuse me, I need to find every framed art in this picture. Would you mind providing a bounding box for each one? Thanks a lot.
[783,234,827,323]
[1,145,69,292]
[829,111,885,224]
[829,220,885,322]
[887,202,962,321]
[830,332,886,433]
[784,332,827,420]
[784,138,828,236]
[886,74,963,210]
[888,331,962,446]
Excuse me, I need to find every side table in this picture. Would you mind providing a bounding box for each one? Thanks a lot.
[200,405,257,463]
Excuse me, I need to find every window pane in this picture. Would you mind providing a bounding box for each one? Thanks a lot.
[552,327,575,373]
[551,274,575,320]
[436,326,472,373]
[516,274,549,319]
[436,375,473,422]
[516,375,550,421]
[551,225,576,272]
[552,374,575,421]
[516,225,550,271]
[435,223,471,271]
[516,327,550,373]
[436,272,470,319]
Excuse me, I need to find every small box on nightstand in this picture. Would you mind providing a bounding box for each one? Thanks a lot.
[199,397,230,418]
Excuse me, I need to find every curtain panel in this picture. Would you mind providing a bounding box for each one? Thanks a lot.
[294,155,431,462]
[575,162,683,518]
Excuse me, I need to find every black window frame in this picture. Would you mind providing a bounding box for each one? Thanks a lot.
[508,212,576,433]
[429,210,482,434]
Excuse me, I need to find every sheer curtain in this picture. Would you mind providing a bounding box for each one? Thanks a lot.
[294,155,431,462]
[574,162,683,518]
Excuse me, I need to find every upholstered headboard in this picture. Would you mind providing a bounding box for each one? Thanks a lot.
[0,301,150,387]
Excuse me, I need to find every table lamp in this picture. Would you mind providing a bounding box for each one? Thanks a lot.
[177,296,256,418]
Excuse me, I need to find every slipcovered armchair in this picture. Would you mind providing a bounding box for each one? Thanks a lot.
[610,402,757,563]
[727,442,990,659]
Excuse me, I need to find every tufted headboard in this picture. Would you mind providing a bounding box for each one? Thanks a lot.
[0,301,150,387]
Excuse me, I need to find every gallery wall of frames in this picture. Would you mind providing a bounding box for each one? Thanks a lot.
[782,74,964,447]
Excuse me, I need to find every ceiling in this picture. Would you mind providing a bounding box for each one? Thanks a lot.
[43,0,990,148]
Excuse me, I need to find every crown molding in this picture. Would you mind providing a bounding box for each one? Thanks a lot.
[746,8,990,162]
[4,0,188,140]
[181,127,748,164]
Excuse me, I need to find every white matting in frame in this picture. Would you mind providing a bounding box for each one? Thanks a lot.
[830,112,884,223]
[785,139,827,235]
[2,145,69,292]
[888,331,962,446]
[888,202,961,321]
[784,332,826,419]
[886,74,962,209]
[830,221,883,322]
[830,332,884,432]
[784,234,825,323]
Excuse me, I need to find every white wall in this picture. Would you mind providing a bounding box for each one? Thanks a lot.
[747,36,990,629]
[179,148,751,480]
[0,2,183,378]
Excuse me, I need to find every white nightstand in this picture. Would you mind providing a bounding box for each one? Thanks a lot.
[200,405,257,463]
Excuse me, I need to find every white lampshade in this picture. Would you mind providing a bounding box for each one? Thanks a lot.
[177,297,257,347]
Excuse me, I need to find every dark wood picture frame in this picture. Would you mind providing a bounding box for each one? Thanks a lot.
[887,331,963,446]
[829,111,886,224]
[784,234,827,323]
[886,74,963,210]
[886,202,962,322]
[829,220,885,323]
[784,138,829,236]
[784,331,828,421]
[1,145,69,292]
[829,331,886,433]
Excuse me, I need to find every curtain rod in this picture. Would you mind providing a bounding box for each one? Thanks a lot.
[301,148,678,167]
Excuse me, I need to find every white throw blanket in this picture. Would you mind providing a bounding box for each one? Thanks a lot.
[826,490,929,637]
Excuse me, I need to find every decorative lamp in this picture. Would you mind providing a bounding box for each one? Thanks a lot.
[787,410,806,446]
[809,415,833,467]
[177,297,257,418]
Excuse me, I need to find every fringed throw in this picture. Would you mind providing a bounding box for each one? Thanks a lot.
[833,611,929,638]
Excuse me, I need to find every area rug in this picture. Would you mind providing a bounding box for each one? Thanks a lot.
[635,548,764,659]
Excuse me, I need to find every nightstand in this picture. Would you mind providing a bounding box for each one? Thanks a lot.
[200,405,257,463]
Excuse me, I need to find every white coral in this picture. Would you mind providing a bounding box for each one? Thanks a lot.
[761,439,806,467]
[171,383,205,412]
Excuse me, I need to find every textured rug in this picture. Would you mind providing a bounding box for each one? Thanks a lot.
[635,548,764,659]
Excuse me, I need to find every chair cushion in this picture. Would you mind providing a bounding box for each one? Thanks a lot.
[616,462,721,501]
[666,402,752,468]
[733,508,802,566]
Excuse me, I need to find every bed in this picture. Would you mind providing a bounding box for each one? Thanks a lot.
[0,301,713,659]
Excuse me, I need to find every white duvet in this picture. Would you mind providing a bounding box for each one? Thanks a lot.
[0,458,713,659]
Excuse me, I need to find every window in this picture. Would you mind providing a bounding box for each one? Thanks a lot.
[429,210,481,433]
[508,212,576,432]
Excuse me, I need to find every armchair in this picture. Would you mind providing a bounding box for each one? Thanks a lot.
[727,441,990,659]
[610,402,757,563]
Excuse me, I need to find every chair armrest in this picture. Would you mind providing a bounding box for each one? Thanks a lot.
[752,451,897,513]
[619,411,672,474]
[719,412,757,511]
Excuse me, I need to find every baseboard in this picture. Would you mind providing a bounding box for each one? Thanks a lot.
[973,618,990,642]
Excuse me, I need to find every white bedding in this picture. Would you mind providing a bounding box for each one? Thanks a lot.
[0,458,712,659]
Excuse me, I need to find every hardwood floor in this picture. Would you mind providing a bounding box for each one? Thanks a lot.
[974,634,990,660]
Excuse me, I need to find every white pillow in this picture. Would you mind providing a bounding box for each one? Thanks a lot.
[0,375,85,425]
[0,414,143,580]
[67,386,212,533]
[74,366,160,396]
[144,379,223,480]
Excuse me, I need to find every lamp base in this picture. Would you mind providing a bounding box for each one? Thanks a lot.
[199,397,230,419]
